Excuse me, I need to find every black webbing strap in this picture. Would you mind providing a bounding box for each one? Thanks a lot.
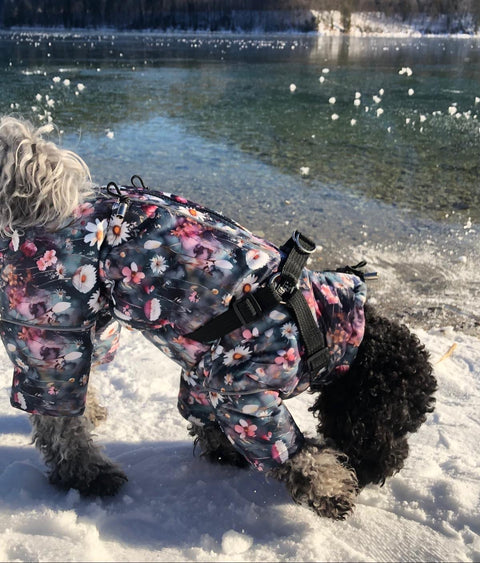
[185,230,330,381]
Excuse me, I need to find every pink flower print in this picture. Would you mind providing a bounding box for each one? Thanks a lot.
[141,204,158,218]
[275,347,297,368]
[234,419,257,440]
[173,195,189,204]
[189,290,199,303]
[44,250,57,265]
[73,202,94,218]
[36,249,57,271]
[122,262,145,284]
[321,284,340,305]
[20,240,37,257]
[190,391,210,406]
[170,219,202,241]
[253,460,264,472]
[242,327,259,342]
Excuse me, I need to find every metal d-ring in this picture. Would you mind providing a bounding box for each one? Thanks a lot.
[292,230,316,254]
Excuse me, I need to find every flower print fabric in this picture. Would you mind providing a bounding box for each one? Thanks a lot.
[0,199,121,416]
[0,184,366,471]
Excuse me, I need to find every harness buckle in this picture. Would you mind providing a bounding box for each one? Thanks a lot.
[232,293,263,326]
[268,272,298,303]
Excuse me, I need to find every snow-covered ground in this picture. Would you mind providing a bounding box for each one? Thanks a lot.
[314,10,477,36]
[0,324,478,562]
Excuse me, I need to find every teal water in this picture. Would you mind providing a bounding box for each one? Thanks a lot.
[0,31,479,331]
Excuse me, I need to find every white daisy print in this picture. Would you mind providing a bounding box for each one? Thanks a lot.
[144,298,161,321]
[72,264,96,294]
[209,392,224,408]
[182,370,199,386]
[281,322,299,339]
[150,255,167,275]
[223,345,252,366]
[11,230,20,252]
[240,274,259,294]
[107,217,130,246]
[88,289,103,313]
[245,249,270,270]
[55,263,66,279]
[272,440,289,463]
[84,218,108,249]
[179,206,206,221]
[114,307,132,321]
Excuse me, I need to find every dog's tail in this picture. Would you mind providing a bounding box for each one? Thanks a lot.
[309,304,437,488]
[0,116,93,236]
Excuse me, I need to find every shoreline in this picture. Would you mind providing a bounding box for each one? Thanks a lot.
[2,26,480,39]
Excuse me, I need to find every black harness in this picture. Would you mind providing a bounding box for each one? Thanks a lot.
[186,231,330,383]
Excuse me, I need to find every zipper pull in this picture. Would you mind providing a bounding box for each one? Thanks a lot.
[106,182,130,220]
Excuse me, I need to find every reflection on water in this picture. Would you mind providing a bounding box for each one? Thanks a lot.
[0,31,479,333]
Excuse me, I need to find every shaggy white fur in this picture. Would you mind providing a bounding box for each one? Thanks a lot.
[0,116,92,236]
[270,439,359,520]
[30,390,127,497]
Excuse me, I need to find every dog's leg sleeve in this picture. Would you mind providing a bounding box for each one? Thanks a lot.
[214,390,305,472]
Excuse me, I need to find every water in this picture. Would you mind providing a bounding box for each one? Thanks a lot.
[0,31,479,333]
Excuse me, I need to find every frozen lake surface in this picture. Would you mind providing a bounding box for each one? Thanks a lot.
[0,31,479,562]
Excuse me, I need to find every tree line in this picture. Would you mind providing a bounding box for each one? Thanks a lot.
[0,0,477,31]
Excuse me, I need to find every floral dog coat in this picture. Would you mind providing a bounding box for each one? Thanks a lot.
[0,185,366,471]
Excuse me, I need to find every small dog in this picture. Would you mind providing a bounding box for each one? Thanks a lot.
[0,117,437,519]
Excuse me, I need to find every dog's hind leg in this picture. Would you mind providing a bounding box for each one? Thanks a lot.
[84,385,108,428]
[310,305,437,489]
[30,414,127,496]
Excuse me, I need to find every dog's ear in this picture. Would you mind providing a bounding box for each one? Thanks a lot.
[0,116,93,235]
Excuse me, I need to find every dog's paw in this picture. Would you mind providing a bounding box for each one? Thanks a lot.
[78,464,128,497]
[271,442,359,520]
[50,462,128,497]
[189,423,250,469]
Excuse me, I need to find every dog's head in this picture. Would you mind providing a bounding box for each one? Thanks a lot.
[0,116,92,235]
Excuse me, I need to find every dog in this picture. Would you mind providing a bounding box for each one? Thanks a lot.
[0,116,437,519]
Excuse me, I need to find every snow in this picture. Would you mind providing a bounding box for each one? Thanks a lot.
[0,323,479,561]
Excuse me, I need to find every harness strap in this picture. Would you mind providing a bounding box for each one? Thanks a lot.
[185,230,330,382]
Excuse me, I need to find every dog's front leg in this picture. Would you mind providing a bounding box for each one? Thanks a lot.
[30,414,127,496]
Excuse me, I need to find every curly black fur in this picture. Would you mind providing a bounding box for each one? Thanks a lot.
[310,304,437,489]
